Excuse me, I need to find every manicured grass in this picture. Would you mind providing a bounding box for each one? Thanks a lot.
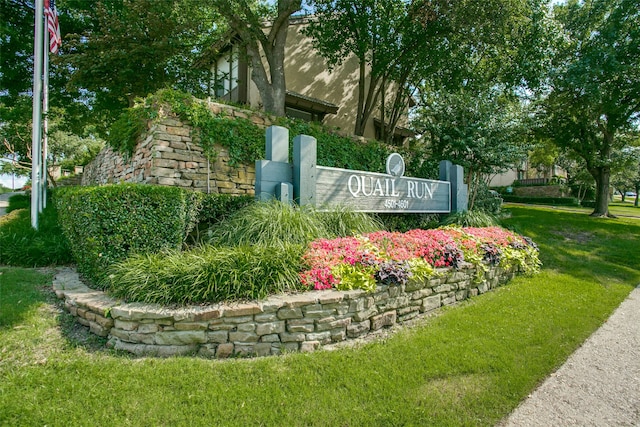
[1,206,638,426]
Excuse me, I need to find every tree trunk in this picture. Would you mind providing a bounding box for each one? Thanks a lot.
[589,166,611,217]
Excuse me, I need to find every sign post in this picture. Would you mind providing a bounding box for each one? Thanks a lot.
[256,126,468,214]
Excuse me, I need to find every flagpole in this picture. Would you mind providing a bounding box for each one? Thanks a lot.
[31,0,44,229]
[42,26,50,211]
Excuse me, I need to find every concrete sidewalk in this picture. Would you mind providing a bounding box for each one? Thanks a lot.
[501,286,640,426]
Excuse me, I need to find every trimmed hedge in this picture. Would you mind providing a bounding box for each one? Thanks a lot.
[502,195,580,206]
[55,184,202,286]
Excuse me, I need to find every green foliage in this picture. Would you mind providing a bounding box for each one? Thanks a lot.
[5,193,29,213]
[377,213,441,232]
[55,184,203,286]
[331,263,377,293]
[208,200,383,248]
[0,195,73,267]
[502,195,580,206]
[188,193,254,245]
[105,244,305,304]
[314,205,383,238]
[473,185,503,215]
[407,258,437,284]
[441,210,500,227]
[107,89,433,179]
[208,200,327,247]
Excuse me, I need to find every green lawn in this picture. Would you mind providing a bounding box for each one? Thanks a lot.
[1,206,638,426]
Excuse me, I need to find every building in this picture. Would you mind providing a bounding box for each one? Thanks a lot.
[199,18,413,144]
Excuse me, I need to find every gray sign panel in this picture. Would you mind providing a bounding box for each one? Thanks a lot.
[315,166,451,213]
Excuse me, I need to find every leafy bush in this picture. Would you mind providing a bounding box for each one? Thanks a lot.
[5,193,30,213]
[0,193,72,266]
[441,210,500,227]
[501,195,580,206]
[473,184,503,215]
[188,193,254,244]
[55,184,202,286]
[377,213,441,232]
[104,244,305,304]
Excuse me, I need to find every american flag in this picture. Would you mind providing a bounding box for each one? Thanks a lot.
[44,0,61,54]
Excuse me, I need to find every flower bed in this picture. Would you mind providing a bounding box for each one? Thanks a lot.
[54,226,540,358]
[300,226,540,292]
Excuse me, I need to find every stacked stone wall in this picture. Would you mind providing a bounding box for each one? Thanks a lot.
[81,102,272,195]
[54,263,520,358]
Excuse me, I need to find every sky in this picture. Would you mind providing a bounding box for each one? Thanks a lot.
[0,159,28,190]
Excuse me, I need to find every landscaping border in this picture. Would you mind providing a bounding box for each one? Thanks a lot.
[53,263,521,358]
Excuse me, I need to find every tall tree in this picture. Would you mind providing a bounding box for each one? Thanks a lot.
[62,0,220,130]
[209,0,302,116]
[413,87,530,209]
[540,0,640,217]
[306,0,550,140]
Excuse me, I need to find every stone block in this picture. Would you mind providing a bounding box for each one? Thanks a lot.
[137,323,159,334]
[94,315,114,329]
[315,317,351,332]
[155,330,206,345]
[283,293,318,308]
[280,332,305,342]
[330,329,347,342]
[236,323,256,332]
[300,341,320,353]
[207,330,229,344]
[89,321,109,337]
[456,290,468,301]
[235,343,255,356]
[223,315,254,324]
[371,311,397,331]
[260,334,280,343]
[347,320,371,338]
[306,331,331,342]
[216,343,234,358]
[422,294,441,312]
[353,307,378,322]
[434,284,452,294]
[411,288,433,300]
[254,312,279,322]
[254,343,272,357]
[114,319,138,331]
[323,302,349,315]
[255,321,285,336]
[277,307,303,320]
[229,332,258,343]
[174,322,208,331]
[317,291,344,304]
[281,342,300,353]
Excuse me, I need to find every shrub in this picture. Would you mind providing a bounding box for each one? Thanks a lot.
[314,205,383,237]
[473,184,503,215]
[441,210,500,227]
[207,200,381,247]
[5,193,30,213]
[377,213,441,232]
[501,195,580,206]
[0,193,72,266]
[55,184,202,286]
[208,200,328,247]
[104,244,305,304]
[188,193,254,244]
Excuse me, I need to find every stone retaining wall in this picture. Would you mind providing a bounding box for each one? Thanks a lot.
[53,263,520,358]
[81,102,268,195]
[513,185,567,198]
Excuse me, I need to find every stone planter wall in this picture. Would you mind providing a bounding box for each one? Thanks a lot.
[53,263,520,358]
[81,102,271,195]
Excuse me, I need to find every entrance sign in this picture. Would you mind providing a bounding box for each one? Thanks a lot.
[255,126,468,213]
[315,166,450,213]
